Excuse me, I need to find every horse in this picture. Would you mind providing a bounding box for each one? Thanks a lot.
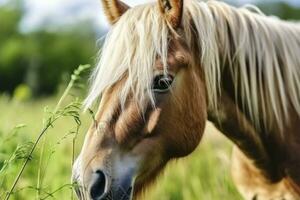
[72,0,300,199]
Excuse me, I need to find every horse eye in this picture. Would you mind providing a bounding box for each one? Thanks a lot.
[152,74,174,93]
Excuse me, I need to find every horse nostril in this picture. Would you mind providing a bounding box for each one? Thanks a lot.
[90,170,107,200]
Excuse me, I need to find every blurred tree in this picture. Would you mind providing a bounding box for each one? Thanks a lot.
[23,26,96,95]
[0,6,21,39]
[0,5,97,96]
[257,2,300,20]
[0,6,26,93]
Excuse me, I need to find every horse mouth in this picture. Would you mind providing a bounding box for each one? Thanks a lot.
[103,186,133,200]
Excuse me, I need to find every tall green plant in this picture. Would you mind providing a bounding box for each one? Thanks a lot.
[4,64,91,200]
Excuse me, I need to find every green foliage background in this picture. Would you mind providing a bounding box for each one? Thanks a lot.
[0,3,97,96]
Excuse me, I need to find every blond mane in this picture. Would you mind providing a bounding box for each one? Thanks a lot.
[85,0,300,129]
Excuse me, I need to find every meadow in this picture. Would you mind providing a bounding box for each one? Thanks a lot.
[0,67,242,200]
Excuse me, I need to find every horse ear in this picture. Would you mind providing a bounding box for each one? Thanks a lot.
[101,0,130,25]
[158,0,184,28]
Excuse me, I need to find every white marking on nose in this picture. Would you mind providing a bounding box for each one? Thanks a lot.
[114,154,139,181]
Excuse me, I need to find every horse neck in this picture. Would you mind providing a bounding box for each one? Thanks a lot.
[202,39,287,179]
[204,32,300,183]
[206,83,284,182]
[184,0,300,184]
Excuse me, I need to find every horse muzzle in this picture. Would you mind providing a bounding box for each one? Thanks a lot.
[72,156,135,200]
[73,171,134,200]
[89,169,134,200]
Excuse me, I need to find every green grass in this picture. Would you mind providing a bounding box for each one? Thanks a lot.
[0,95,88,199]
[0,94,242,200]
